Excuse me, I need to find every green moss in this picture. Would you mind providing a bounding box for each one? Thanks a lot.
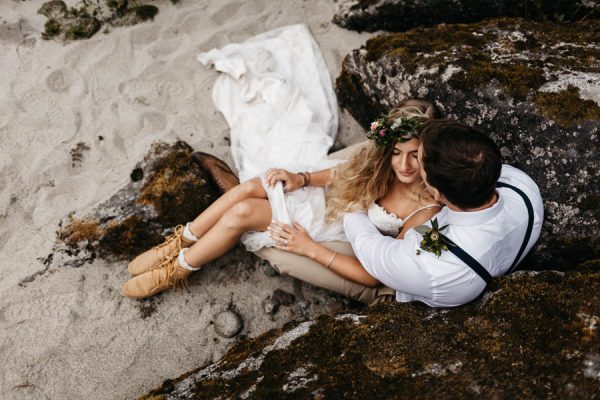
[449,62,546,101]
[533,85,600,127]
[42,19,61,39]
[139,142,219,227]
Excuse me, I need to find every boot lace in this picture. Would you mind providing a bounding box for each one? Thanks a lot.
[151,257,191,291]
[153,225,185,263]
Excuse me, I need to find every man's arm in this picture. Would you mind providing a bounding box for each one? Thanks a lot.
[343,212,433,298]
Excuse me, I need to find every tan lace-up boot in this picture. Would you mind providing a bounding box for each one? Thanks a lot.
[121,257,193,299]
[127,225,195,276]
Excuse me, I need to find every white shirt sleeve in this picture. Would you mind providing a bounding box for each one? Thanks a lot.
[343,212,434,299]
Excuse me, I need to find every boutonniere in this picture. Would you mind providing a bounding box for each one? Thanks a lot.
[414,218,451,257]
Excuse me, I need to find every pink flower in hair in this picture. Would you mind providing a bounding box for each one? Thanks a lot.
[370,122,379,131]
[379,130,386,137]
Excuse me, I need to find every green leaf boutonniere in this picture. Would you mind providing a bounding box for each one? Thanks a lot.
[414,218,451,257]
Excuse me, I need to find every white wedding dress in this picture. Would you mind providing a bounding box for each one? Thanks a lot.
[198,24,346,251]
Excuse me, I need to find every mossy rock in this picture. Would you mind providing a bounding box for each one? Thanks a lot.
[53,141,220,265]
[63,17,101,40]
[336,18,600,270]
[333,0,600,32]
[38,0,67,20]
[142,266,600,399]
[38,0,161,41]
[110,5,159,27]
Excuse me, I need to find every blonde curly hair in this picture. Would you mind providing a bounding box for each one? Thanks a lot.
[325,99,439,222]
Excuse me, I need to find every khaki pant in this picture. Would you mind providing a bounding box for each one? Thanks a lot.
[255,242,395,303]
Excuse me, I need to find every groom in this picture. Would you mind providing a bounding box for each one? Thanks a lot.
[344,120,544,307]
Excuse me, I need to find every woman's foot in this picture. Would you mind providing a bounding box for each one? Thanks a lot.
[127,225,195,276]
[121,257,192,299]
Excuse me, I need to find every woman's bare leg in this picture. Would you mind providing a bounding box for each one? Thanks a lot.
[188,177,267,238]
[184,198,272,267]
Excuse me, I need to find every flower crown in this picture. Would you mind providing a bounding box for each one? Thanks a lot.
[366,115,424,147]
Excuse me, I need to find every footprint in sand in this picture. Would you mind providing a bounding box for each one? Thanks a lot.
[178,13,211,36]
[173,115,207,140]
[0,100,17,129]
[147,38,181,58]
[131,23,160,46]
[45,68,85,97]
[210,2,245,25]
[119,74,189,110]
[139,111,167,133]
[0,293,78,324]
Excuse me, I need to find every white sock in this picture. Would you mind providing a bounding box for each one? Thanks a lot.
[183,222,199,242]
[178,248,200,271]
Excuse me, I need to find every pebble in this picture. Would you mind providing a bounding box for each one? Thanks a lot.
[262,298,280,315]
[213,310,243,338]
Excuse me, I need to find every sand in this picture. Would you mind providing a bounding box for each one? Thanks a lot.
[0,1,374,398]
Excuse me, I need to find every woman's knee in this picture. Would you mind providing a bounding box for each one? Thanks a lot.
[219,200,255,229]
[237,177,264,198]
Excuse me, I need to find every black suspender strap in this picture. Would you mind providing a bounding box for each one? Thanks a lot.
[440,234,493,285]
[496,181,535,273]
[438,181,534,286]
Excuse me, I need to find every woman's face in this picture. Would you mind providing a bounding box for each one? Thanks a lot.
[390,138,421,184]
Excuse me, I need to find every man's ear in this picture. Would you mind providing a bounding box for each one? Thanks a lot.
[431,187,442,203]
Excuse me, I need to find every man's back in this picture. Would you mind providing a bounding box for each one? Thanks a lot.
[344,165,543,307]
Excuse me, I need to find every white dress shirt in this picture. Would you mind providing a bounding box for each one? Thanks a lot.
[344,165,544,307]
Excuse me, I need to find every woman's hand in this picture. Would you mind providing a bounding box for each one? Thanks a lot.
[268,220,316,256]
[265,168,304,192]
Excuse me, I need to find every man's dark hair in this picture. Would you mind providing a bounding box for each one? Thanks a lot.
[420,120,502,209]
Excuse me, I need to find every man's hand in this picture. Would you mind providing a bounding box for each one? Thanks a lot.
[265,168,304,192]
[268,220,315,256]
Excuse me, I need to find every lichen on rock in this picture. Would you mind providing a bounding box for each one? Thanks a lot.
[333,0,600,33]
[142,266,600,399]
[336,18,600,270]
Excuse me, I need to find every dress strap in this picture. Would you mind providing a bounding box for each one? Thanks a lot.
[403,203,441,224]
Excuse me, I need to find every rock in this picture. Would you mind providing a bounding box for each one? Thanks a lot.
[262,262,279,277]
[110,5,159,27]
[333,0,600,33]
[63,17,101,40]
[38,0,161,41]
[335,18,600,270]
[213,310,243,338]
[272,289,296,306]
[49,141,220,269]
[262,289,296,315]
[142,266,600,399]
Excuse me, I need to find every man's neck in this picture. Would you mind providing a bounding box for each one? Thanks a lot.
[445,191,499,212]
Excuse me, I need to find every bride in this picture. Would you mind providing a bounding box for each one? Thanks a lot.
[120,99,442,300]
